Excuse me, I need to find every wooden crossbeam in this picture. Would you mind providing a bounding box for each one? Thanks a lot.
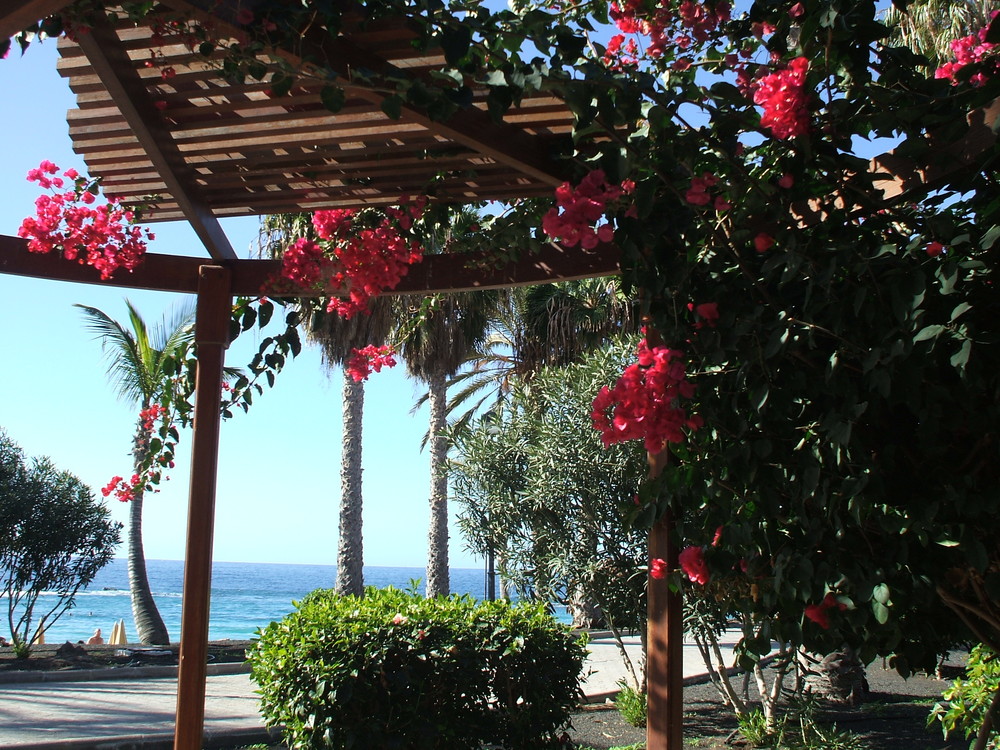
[0,0,68,41]
[0,234,620,296]
[158,0,569,188]
[75,14,238,260]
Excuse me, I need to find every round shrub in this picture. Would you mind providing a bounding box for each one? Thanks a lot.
[248,587,587,749]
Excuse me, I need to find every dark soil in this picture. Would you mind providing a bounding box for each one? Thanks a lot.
[0,639,252,673]
[567,662,969,750]
[0,642,972,750]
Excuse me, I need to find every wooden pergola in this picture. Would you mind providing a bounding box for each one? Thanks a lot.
[0,3,658,750]
[3,3,997,750]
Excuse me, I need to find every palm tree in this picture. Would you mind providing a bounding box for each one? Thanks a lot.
[76,300,194,645]
[258,213,395,597]
[397,291,498,597]
[444,278,638,433]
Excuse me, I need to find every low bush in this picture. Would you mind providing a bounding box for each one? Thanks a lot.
[613,680,647,728]
[929,645,1000,748]
[248,587,586,749]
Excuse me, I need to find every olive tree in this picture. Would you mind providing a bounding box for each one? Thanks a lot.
[0,431,121,657]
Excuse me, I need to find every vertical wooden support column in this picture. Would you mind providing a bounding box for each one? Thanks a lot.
[647,512,684,750]
[174,266,231,750]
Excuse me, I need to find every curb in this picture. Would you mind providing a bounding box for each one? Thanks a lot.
[3,725,281,750]
[0,661,251,685]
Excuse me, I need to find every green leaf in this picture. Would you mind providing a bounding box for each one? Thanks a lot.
[321,85,346,113]
[951,339,972,369]
[381,95,403,120]
[872,600,890,624]
[913,324,944,342]
[872,583,891,605]
[440,25,472,66]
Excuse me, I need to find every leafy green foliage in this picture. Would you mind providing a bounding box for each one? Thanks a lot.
[929,645,1000,746]
[614,680,647,728]
[737,699,870,750]
[248,586,586,749]
[451,337,648,633]
[0,431,121,658]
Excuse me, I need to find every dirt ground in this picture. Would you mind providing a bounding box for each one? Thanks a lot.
[567,662,969,750]
[0,641,971,749]
[0,639,252,673]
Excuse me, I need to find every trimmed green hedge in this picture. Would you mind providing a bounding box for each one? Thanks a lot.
[248,587,587,749]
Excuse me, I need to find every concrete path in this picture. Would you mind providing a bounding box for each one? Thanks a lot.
[0,633,741,749]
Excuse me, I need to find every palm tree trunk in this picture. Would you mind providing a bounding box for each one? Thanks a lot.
[127,422,169,645]
[336,373,365,597]
[426,371,450,597]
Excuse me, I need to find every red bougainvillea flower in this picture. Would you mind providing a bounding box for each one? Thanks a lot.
[936,16,999,86]
[591,338,701,454]
[650,558,669,579]
[346,345,397,382]
[19,161,153,279]
[694,302,719,327]
[711,526,723,546]
[804,593,847,629]
[752,57,811,139]
[926,241,945,257]
[543,170,633,249]
[754,232,775,253]
[679,546,710,585]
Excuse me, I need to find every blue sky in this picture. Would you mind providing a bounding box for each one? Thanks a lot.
[0,40,483,570]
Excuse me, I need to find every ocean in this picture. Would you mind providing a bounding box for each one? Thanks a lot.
[37,559,559,645]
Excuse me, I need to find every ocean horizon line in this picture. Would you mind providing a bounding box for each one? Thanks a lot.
[109,557,487,571]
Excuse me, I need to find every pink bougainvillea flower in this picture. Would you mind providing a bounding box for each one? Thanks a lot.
[805,593,846,629]
[804,602,830,628]
[346,345,397,382]
[754,232,775,253]
[778,173,795,189]
[650,558,669,580]
[679,546,710,585]
[711,526,723,546]
[789,2,805,18]
[753,57,811,139]
[694,302,719,327]
[926,241,945,257]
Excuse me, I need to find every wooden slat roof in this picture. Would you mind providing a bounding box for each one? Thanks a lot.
[56,7,575,228]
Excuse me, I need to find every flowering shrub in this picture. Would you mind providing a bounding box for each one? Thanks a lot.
[101,403,177,503]
[542,170,634,249]
[591,338,701,454]
[278,201,425,319]
[345,344,397,381]
[18,162,153,279]
[936,18,1000,86]
[752,57,811,139]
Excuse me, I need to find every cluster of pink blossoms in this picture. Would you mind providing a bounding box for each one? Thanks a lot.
[278,201,425,319]
[752,57,811,139]
[650,527,722,583]
[605,0,731,68]
[542,170,635,249]
[685,172,731,211]
[18,161,153,279]
[346,345,398,382]
[936,16,999,86]
[102,404,176,502]
[591,338,701,454]
[804,593,847,629]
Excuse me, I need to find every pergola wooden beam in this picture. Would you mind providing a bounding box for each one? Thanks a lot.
[160,0,569,188]
[74,15,237,260]
[0,234,621,296]
[0,0,67,40]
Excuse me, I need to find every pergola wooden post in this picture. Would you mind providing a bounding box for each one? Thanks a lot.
[647,516,684,750]
[174,266,232,750]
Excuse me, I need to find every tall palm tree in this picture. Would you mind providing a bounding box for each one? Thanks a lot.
[397,290,498,597]
[394,208,502,598]
[76,300,194,645]
[444,278,638,433]
[258,213,395,597]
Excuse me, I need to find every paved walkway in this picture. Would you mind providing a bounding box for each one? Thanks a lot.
[0,632,740,749]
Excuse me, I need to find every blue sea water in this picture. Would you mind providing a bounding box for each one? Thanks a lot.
[38,559,552,645]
